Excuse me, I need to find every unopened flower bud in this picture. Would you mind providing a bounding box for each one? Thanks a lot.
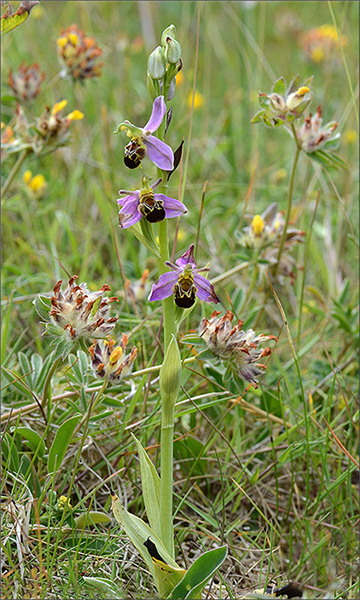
[160,334,181,408]
[164,37,181,64]
[161,24,177,47]
[147,45,166,80]
[269,93,286,113]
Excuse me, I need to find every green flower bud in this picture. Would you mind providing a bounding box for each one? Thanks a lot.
[147,45,166,80]
[164,37,181,65]
[160,334,181,408]
[161,24,177,47]
[147,73,160,101]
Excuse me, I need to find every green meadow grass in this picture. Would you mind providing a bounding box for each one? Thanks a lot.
[1,1,359,598]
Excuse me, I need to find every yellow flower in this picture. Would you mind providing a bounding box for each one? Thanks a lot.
[23,170,47,199]
[57,495,72,510]
[187,90,205,110]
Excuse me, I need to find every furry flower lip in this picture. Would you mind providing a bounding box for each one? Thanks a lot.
[117,175,186,228]
[148,244,220,308]
[114,95,174,171]
[50,275,118,340]
[199,310,277,387]
[89,335,137,384]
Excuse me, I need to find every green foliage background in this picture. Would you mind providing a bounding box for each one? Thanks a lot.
[1,2,359,599]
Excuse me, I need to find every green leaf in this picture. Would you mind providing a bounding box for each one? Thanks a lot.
[129,222,160,258]
[1,432,19,471]
[47,413,81,473]
[250,109,266,124]
[168,546,227,599]
[271,77,286,96]
[1,12,28,34]
[111,493,185,596]
[33,295,51,322]
[30,353,43,388]
[1,294,13,364]
[74,511,111,529]
[1,1,39,34]
[287,74,300,96]
[16,426,46,457]
[180,333,206,347]
[132,434,161,539]
[82,577,120,595]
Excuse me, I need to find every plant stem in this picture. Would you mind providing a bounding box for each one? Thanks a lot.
[274,127,301,277]
[160,394,175,558]
[42,356,62,409]
[1,148,30,198]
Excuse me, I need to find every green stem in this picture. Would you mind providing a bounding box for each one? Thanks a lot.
[42,356,62,409]
[274,128,301,277]
[1,148,31,198]
[160,396,175,558]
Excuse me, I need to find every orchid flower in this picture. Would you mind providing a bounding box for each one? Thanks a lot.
[117,176,186,228]
[114,95,174,171]
[148,244,220,308]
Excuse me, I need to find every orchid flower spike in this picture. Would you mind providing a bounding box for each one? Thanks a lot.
[114,95,174,171]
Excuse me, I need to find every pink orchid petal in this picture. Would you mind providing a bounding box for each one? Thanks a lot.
[117,194,141,229]
[144,95,166,132]
[156,194,187,217]
[144,135,174,171]
[148,271,179,302]
[176,244,196,269]
[194,273,220,303]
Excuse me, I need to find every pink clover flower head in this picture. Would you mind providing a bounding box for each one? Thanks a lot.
[89,335,137,384]
[148,244,220,308]
[50,275,118,340]
[117,175,186,228]
[199,310,277,387]
[115,95,174,171]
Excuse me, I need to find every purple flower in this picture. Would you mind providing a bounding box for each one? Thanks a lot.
[148,244,220,308]
[114,95,174,171]
[117,176,186,228]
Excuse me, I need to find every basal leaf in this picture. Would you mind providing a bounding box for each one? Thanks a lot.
[132,434,161,539]
[16,426,46,457]
[111,493,185,596]
[168,545,227,599]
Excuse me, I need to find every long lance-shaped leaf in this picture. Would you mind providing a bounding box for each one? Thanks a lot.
[111,493,186,597]
[132,434,161,539]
